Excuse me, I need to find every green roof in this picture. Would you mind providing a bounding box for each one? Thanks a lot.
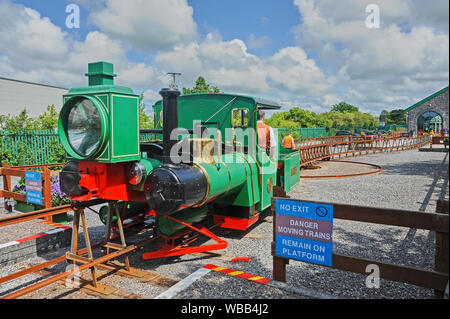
[153,92,282,109]
[405,86,449,112]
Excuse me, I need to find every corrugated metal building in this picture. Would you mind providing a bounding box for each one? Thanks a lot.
[0,77,68,118]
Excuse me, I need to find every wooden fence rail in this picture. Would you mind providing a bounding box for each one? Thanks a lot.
[0,163,64,222]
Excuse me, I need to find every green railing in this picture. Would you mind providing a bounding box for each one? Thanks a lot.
[277,127,329,140]
[1,129,61,166]
[1,130,161,166]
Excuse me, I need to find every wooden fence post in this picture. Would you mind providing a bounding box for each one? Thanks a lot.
[271,194,290,283]
[2,163,12,212]
[43,166,52,222]
[435,199,449,298]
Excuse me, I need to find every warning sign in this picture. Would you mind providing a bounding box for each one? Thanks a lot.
[275,199,333,266]
[25,171,43,206]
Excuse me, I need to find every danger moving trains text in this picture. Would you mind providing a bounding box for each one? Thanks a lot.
[275,199,333,266]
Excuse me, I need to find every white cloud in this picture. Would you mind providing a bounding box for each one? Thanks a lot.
[293,0,449,114]
[1,0,447,119]
[0,1,68,72]
[90,0,198,51]
[0,1,164,93]
[155,33,271,93]
[247,34,272,49]
[154,33,335,100]
[266,46,332,97]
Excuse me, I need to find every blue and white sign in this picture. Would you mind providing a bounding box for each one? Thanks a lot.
[275,199,333,266]
[25,171,43,206]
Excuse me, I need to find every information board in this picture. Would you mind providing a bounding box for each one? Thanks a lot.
[25,171,43,206]
[275,199,333,266]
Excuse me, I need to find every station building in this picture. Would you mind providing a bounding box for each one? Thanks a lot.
[405,86,449,134]
[0,77,68,118]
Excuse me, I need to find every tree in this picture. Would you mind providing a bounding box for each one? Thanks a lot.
[139,93,154,129]
[265,112,299,130]
[0,109,37,133]
[287,107,318,127]
[379,110,389,124]
[331,102,359,113]
[183,76,220,94]
[36,105,59,130]
[387,109,406,125]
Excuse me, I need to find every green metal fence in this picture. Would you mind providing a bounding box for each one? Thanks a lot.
[1,129,60,166]
[1,130,161,166]
[277,127,329,139]
[330,124,408,132]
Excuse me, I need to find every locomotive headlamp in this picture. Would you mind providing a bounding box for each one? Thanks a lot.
[58,62,140,163]
[127,162,146,185]
[59,95,108,159]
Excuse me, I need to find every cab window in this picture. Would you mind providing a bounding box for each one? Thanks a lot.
[232,108,249,128]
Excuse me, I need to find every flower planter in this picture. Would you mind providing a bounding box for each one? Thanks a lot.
[14,201,68,223]
[15,201,42,213]
[432,136,444,144]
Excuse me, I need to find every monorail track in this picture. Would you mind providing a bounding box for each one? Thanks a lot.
[0,242,186,299]
[295,135,431,167]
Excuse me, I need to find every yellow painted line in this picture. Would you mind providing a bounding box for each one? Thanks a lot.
[249,276,264,281]
[228,271,244,276]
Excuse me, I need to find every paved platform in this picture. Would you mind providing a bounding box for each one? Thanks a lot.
[419,143,448,152]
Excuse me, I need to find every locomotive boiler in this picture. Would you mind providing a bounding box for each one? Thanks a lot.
[59,61,300,259]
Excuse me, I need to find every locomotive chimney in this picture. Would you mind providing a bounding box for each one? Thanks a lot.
[160,87,181,165]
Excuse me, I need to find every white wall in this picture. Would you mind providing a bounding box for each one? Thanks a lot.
[0,77,68,118]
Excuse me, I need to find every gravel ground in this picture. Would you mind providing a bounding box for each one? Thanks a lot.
[0,218,56,245]
[0,148,448,299]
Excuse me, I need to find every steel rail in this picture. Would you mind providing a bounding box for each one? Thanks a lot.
[300,160,383,179]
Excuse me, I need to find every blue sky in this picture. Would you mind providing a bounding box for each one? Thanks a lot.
[1,0,448,117]
[14,0,301,59]
[190,0,301,55]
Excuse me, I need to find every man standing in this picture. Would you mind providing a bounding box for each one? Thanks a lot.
[282,132,295,149]
[257,110,276,160]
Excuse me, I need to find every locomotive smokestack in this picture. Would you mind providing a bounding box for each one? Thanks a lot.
[160,87,181,165]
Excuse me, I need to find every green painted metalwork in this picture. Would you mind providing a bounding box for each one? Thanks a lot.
[156,205,209,236]
[255,146,276,210]
[153,93,261,146]
[278,147,300,194]
[85,61,117,86]
[59,61,140,163]
[98,201,148,224]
